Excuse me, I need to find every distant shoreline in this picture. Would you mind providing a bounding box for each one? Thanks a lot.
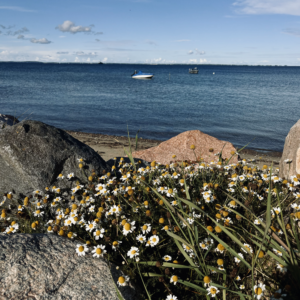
[0,61,298,67]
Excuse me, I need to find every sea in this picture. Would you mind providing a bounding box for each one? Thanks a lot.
[1,62,300,152]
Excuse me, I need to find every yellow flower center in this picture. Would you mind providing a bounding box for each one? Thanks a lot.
[124,223,131,231]
[152,238,157,242]
[164,225,169,230]
[230,200,236,206]
[217,259,224,266]
[36,210,40,214]
[131,250,136,255]
[210,288,217,294]
[217,244,225,251]
[113,241,118,246]
[78,246,84,252]
[142,225,148,231]
[89,224,94,229]
[172,275,178,282]
[204,276,211,284]
[118,276,125,284]
[96,248,102,255]
[255,287,263,295]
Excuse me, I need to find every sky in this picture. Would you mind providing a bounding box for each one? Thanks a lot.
[0,0,300,65]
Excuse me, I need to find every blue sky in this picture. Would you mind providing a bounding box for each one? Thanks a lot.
[0,0,299,65]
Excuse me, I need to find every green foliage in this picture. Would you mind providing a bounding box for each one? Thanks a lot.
[1,148,300,299]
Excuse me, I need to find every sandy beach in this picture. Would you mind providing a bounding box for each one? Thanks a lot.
[65,130,282,169]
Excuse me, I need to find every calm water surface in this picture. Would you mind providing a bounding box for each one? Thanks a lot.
[1,62,300,152]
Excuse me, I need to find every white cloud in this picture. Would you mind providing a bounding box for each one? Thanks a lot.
[188,49,206,55]
[199,59,207,63]
[56,20,93,34]
[74,57,80,62]
[30,38,52,44]
[189,59,197,64]
[0,6,36,13]
[59,35,66,38]
[57,51,69,54]
[103,57,108,62]
[75,51,97,56]
[233,0,300,16]
[283,28,300,37]
[195,49,205,55]
[17,34,25,39]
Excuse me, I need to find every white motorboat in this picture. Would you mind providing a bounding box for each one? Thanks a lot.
[189,67,199,74]
[131,70,154,79]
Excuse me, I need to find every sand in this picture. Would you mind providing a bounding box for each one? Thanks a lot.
[65,130,282,169]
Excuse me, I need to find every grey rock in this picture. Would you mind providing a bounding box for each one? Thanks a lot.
[0,114,19,130]
[0,233,140,300]
[0,120,108,196]
[279,119,300,179]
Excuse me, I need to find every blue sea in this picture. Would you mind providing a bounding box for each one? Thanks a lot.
[1,62,299,152]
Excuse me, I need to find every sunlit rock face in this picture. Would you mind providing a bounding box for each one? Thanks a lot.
[280,119,300,179]
[132,130,238,165]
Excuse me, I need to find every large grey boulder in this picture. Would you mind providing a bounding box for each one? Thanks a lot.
[0,114,19,130]
[0,120,108,196]
[279,119,300,179]
[0,233,140,300]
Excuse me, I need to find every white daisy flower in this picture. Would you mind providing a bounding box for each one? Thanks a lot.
[92,245,107,258]
[253,283,265,299]
[136,234,146,243]
[112,240,122,251]
[141,223,151,234]
[207,286,220,297]
[170,275,179,285]
[149,235,160,247]
[33,210,44,217]
[85,221,96,232]
[123,221,136,236]
[166,295,178,300]
[127,246,139,259]
[94,228,105,240]
[75,244,89,257]
[117,275,130,287]
[163,255,172,262]
[234,253,244,263]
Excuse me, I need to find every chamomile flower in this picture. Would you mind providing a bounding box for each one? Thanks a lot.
[163,255,172,262]
[254,218,263,225]
[234,253,244,263]
[127,246,139,259]
[85,221,96,232]
[34,210,44,217]
[94,228,105,240]
[206,286,220,297]
[67,173,74,179]
[92,245,107,258]
[123,221,136,236]
[166,295,178,300]
[117,275,130,287]
[170,275,179,285]
[57,174,64,180]
[182,243,193,253]
[141,223,151,234]
[240,285,245,290]
[276,263,287,273]
[75,244,89,257]
[149,235,160,247]
[136,234,146,243]
[253,283,265,299]
[112,241,122,251]
[241,243,253,254]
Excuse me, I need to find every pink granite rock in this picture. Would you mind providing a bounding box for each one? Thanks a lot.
[132,130,238,165]
[279,119,300,179]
